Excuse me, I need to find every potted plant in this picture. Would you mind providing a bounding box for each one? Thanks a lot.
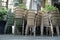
[19,3,26,10]
[41,4,59,14]
[0,8,7,20]
[0,7,7,34]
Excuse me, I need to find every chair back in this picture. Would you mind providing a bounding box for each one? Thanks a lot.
[36,11,42,27]
[51,13,60,26]
[14,8,24,27]
[6,9,14,26]
[27,10,35,27]
[42,13,50,27]
[14,8,24,18]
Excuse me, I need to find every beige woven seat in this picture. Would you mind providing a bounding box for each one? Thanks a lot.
[14,7,25,35]
[25,10,36,36]
[41,13,53,37]
[51,13,60,36]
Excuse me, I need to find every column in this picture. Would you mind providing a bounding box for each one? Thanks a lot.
[48,0,52,5]
[0,0,2,7]
[26,0,31,10]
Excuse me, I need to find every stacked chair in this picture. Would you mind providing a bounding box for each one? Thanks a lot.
[36,11,42,35]
[25,10,36,36]
[14,7,25,35]
[51,13,60,36]
[40,13,54,37]
[36,11,42,27]
[4,9,14,34]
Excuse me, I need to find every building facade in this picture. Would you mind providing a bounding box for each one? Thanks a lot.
[0,0,2,7]
[26,0,41,10]
[41,0,60,8]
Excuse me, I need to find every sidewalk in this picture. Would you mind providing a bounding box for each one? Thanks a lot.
[0,35,60,40]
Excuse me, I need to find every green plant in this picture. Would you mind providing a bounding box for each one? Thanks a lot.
[41,4,59,13]
[0,8,7,20]
[19,3,26,10]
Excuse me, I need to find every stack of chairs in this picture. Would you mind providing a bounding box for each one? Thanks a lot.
[14,7,25,35]
[51,13,60,36]
[40,13,54,37]
[25,10,36,36]
[4,9,14,34]
[36,11,42,27]
[36,11,42,35]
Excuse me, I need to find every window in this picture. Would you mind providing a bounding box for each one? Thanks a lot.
[2,0,6,7]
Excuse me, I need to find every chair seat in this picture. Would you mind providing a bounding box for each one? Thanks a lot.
[27,18,35,26]
[15,18,23,26]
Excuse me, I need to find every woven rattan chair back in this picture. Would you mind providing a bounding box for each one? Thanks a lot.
[27,10,35,27]
[42,13,50,27]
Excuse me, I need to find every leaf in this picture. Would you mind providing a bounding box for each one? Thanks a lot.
[41,4,59,13]
[19,4,26,9]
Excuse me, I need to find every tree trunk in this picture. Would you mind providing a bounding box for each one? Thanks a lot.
[6,0,9,9]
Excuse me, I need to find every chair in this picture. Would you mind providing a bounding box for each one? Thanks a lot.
[51,13,60,36]
[41,13,53,37]
[25,10,36,36]
[36,11,42,27]
[4,9,14,34]
[35,11,42,35]
[14,8,24,35]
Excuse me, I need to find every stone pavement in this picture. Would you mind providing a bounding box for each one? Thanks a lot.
[0,35,60,40]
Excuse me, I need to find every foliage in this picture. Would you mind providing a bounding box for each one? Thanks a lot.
[0,8,7,20]
[19,3,27,10]
[41,4,59,13]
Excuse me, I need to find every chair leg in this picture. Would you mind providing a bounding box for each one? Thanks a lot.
[46,27,48,35]
[16,28,19,34]
[14,21,16,34]
[30,27,32,35]
[34,19,36,36]
[51,26,53,37]
[41,20,43,36]
[25,25,28,35]
[14,21,18,34]
[4,22,8,34]
[15,26,19,34]
[12,25,15,34]
[41,26,43,36]
[34,26,36,36]
[22,26,24,35]
[56,26,59,36]
[22,20,24,35]
[49,27,51,36]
